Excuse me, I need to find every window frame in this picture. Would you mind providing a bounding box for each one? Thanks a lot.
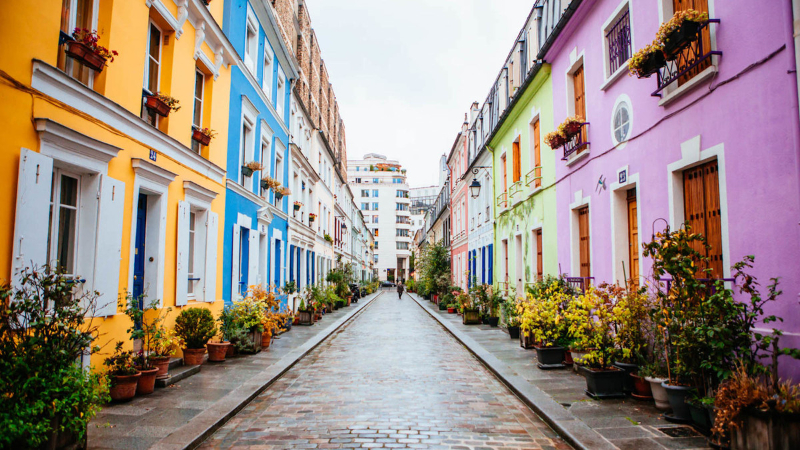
[244,9,259,75]
[47,169,82,277]
[600,0,634,89]
[262,40,274,100]
[59,0,99,88]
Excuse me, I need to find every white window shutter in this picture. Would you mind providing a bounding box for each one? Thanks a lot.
[231,224,240,301]
[92,175,125,316]
[175,201,190,306]
[12,148,53,287]
[204,212,218,302]
[248,230,259,288]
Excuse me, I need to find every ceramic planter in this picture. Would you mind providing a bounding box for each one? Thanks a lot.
[151,356,171,380]
[462,309,481,325]
[663,20,701,59]
[730,408,800,450]
[65,41,107,72]
[507,326,520,339]
[613,361,638,393]
[144,95,171,117]
[635,50,667,78]
[136,367,159,395]
[447,307,456,314]
[182,347,206,365]
[192,128,212,146]
[645,377,670,410]
[630,373,653,400]
[109,373,140,402]
[535,346,566,369]
[207,342,230,362]
[579,366,627,399]
[241,166,254,178]
[485,317,499,327]
[663,382,695,423]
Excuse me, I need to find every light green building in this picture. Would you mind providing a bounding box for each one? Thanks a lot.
[489,62,557,299]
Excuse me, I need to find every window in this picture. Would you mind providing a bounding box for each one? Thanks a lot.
[142,21,162,126]
[276,67,286,120]
[393,178,403,184]
[397,242,409,250]
[58,0,95,86]
[259,139,270,195]
[396,203,408,211]
[372,202,379,210]
[47,170,80,276]
[373,255,379,263]
[373,228,379,237]
[573,65,588,146]
[361,189,369,197]
[373,215,379,223]
[262,42,274,99]
[373,178,379,184]
[188,211,196,296]
[512,137,521,183]
[613,100,631,144]
[355,178,361,183]
[241,122,254,185]
[191,70,205,154]
[244,13,258,74]
[605,6,632,76]
[396,229,408,237]
[374,241,379,249]
[361,203,370,210]
[372,189,379,197]
[673,0,711,86]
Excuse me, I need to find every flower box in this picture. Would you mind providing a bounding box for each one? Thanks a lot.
[145,95,172,117]
[297,309,313,325]
[275,192,284,201]
[293,203,301,211]
[260,179,270,190]
[192,128,212,146]
[462,308,481,325]
[663,20,701,59]
[65,41,107,72]
[535,346,566,369]
[636,50,667,79]
[241,166,254,178]
[579,365,627,399]
[562,121,582,137]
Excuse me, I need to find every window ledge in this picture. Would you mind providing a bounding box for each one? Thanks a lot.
[600,61,629,91]
[658,65,717,107]
[565,149,590,167]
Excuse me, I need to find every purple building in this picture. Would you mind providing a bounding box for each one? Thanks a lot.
[540,0,800,376]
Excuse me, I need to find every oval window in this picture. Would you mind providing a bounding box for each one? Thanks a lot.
[613,102,631,144]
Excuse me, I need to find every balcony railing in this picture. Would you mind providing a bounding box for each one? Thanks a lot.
[652,20,721,97]
[509,181,522,199]
[525,167,542,187]
[562,124,590,160]
[496,192,507,209]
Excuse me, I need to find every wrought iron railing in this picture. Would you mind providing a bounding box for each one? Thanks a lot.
[653,20,721,97]
[606,10,631,75]
[566,276,594,293]
[525,166,542,187]
[496,192,507,209]
[562,124,590,160]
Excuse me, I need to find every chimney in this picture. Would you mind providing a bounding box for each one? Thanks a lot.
[469,102,479,124]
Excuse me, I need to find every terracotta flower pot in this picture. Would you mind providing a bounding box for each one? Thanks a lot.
[564,350,574,365]
[225,342,235,357]
[447,307,456,313]
[182,347,206,366]
[136,367,159,395]
[192,128,212,146]
[631,373,653,400]
[144,95,171,117]
[207,342,230,362]
[261,332,272,349]
[65,41,107,72]
[109,373,140,402]
[150,356,171,380]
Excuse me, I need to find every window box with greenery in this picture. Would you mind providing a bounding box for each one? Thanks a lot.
[559,116,584,138]
[629,43,667,78]
[275,186,290,201]
[544,129,567,150]
[174,307,217,365]
[260,175,281,192]
[293,201,303,211]
[308,213,316,223]
[192,127,216,146]
[241,161,263,178]
[0,267,110,448]
[324,233,333,243]
[657,10,708,59]
[65,28,118,73]
[145,92,181,117]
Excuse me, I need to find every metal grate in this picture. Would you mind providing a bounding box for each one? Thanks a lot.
[606,10,632,75]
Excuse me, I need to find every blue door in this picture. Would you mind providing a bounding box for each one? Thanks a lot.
[274,239,281,288]
[239,229,249,297]
[133,193,147,309]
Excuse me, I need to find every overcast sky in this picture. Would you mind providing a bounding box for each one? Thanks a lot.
[307,0,534,188]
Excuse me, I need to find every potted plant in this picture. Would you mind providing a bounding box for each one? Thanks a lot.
[229,294,266,353]
[544,130,567,149]
[148,327,178,379]
[104,342,140,402]
[174,307,217,365]
[520,276,572,368]
[120,295,171,395]
[629,43,667,78]
[241,161,263,178]
[458,292,480,324]
[559,116,584,137]
[260,175,280,191]
[251,285,283,350]
[612,285,651,395]
[65,28,118,73]
[275,186,290,201]
[503,297,521,339]
[192,127,216,146]
[657,9,708,59]
[206,337,231,362]
[309,213,317,223]
[297,289,314,325]
[324,233,333,243]
[293,201,303,211]
[641,362,670,409]
[218,304,239,357]
[145,92,181,117]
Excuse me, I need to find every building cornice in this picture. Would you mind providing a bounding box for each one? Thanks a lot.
[226,179,266,205]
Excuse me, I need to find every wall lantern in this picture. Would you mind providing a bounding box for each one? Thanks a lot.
[469,178,481,199]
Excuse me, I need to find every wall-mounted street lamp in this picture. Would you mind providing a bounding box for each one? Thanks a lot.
[464,166,491,199]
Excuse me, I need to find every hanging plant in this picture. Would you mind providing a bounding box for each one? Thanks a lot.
[657,9,708,58]
[66,28,118,73]
[192,127,216,146]
[145,92,181,117]
[628,43,667,78]
[558,116,584,137]
[544,130,567,149]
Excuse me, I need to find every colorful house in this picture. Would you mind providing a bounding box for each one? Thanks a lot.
[539,0,800,368]
[0,0,236,367]
[220,0,296,303]
[447,123,470,290]
[465,101,495,289]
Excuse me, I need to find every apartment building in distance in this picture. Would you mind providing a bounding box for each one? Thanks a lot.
[347,154,411,283]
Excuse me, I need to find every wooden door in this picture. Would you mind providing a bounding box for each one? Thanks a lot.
[535,229,543,281]
[683,160,722,277]
[573,66,587,150]
[533,120,541,188]
[673,0,710,85]
[578,207,591,277]
[626,188,640,288]
[512,139,521,183]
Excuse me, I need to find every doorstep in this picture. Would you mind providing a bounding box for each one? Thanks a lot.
[88,291,383,450]
[409,293,711,450]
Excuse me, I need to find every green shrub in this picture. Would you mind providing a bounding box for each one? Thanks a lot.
[175,308,217,349]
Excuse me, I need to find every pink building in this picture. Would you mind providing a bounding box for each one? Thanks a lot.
[448,120,471,290]
[540,0,800,375]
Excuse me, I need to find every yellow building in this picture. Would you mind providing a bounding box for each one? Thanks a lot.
[0,0,238,367]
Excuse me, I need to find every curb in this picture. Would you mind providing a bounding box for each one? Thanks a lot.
[409,293,616,450]
[152,291,383,450]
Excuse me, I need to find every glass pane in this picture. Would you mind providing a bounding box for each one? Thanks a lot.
[60,174,78,207]
[57,206,76,274]
[194,71,203,98]
[147,26,160,92]
[75,0,92,29]
[193,99,202,127]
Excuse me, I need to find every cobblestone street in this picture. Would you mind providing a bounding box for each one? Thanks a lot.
[199,291,571,449]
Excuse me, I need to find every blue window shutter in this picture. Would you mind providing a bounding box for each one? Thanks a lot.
[488,244,493,285]
[311,252,315,284]
[275,240,282,287]
[481,248,486,284]
[289,245,294,282]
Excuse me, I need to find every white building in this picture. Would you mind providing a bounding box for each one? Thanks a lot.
[347,154,411,283]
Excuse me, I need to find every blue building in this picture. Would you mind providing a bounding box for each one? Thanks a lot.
[221,0,297,303]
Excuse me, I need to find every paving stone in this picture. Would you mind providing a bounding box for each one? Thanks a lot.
[198,292,571,450]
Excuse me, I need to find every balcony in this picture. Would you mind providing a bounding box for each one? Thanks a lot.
[508,181,522,200]
[525,167,542,188]
[496,192,507,209]
[652,20,721,97]
[562,124,590,161]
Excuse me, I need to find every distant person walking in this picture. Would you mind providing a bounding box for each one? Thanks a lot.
[397,281,404,299]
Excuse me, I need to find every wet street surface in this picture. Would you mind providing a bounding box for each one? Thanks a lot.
[199,290,571,449]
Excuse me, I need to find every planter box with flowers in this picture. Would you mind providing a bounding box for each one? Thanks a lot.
[241,161,263,178]
[308,213,316,223]
[192,127,216,146]
[260,175,281,192]
[657,9,708,60]
[275,186,290,201]
[293,201,303,211]
[65,28,118,73]
[629,43,667,79]
[324,233,333,243]
[145,92,181,117]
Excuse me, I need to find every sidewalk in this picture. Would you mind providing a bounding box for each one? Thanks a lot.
[88,291,382,450]
[408,293,711,450]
